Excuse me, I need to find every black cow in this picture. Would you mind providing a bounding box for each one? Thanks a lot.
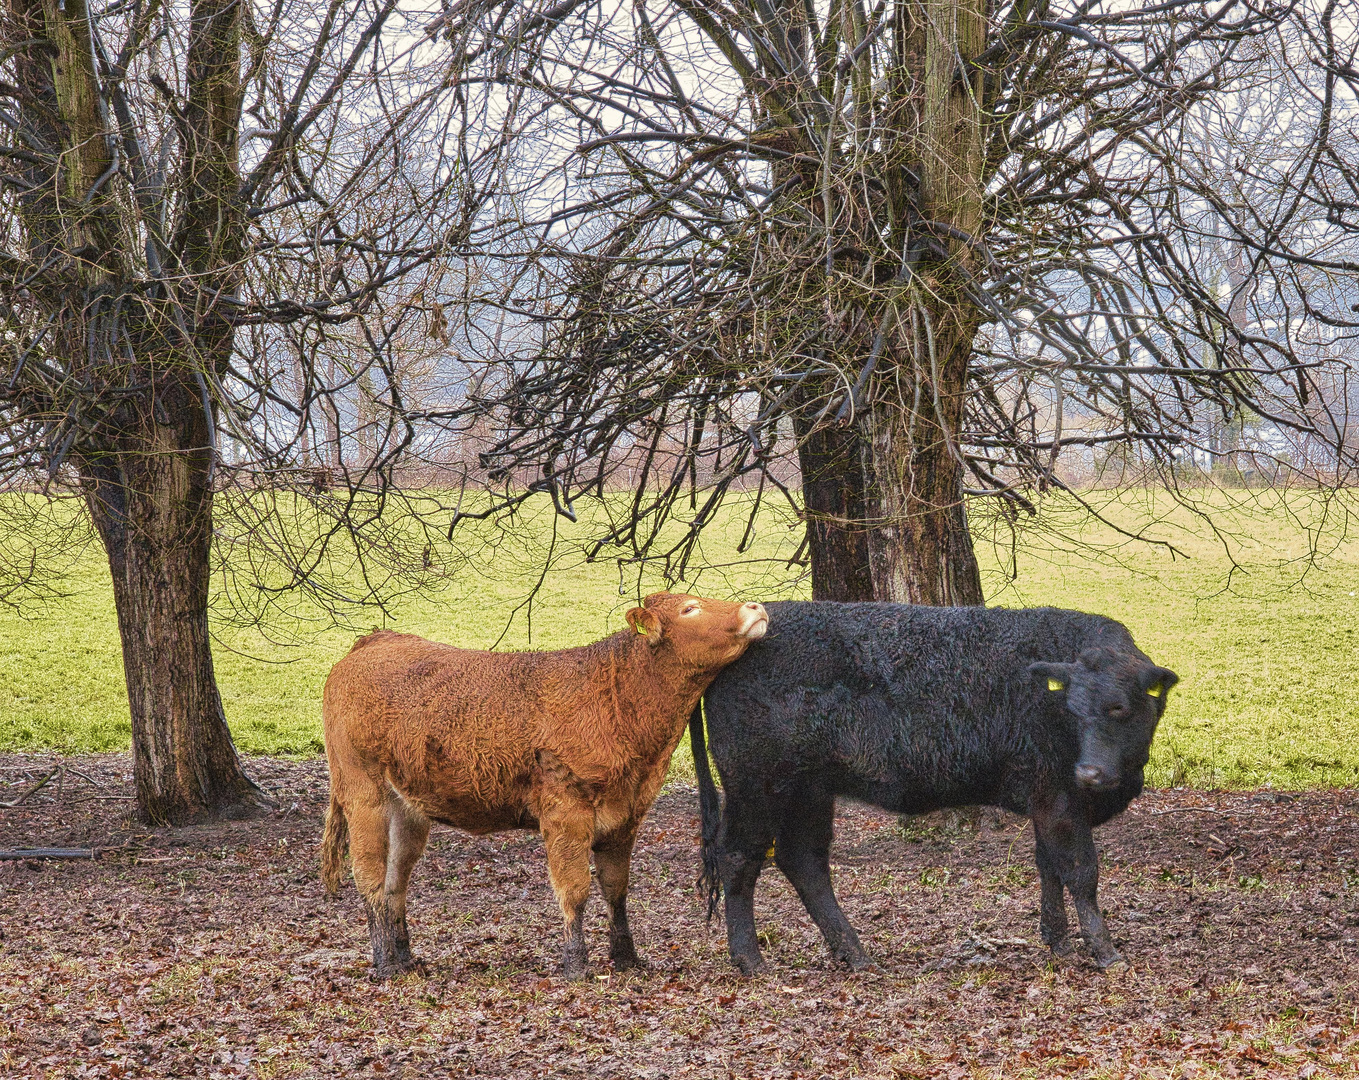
[690,602,1177,974]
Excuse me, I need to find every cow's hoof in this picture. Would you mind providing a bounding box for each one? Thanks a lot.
[612,954,648,973]
[1095,951,1126,971]
[1046,938,1077,960]
[733,955,767,977]
[562,954,590,981]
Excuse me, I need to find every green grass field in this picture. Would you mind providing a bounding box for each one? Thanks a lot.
[3,487,1359,789]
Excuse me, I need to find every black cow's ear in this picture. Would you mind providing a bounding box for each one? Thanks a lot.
[1028,661,1073,692]
[1140,666,1179,699]
[626,607,664,644]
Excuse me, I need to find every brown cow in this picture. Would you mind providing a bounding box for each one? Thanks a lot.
[320,592,769,979]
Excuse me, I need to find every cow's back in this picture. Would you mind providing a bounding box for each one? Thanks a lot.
[702,602,1139,811]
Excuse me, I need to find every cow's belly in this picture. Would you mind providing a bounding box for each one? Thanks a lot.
[388,765,537,835]
[591,762,669,842]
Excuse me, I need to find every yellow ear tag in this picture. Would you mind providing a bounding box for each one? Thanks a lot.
[765,843,776,859]
[1147,683,1162,698]
[635,623,647,635]
[1047,678,1065,692]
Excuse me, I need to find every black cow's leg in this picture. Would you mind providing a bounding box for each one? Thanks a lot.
[773,793,874,971]
[1032,801,1121,968]
[1033,833,1074,957]
[717,793,774,975]
[594,828,644,970]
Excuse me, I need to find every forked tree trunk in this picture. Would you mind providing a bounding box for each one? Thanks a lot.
[6,0,264,823]
[810,0,986,607]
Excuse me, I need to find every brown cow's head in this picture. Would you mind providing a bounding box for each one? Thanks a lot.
[625,592,768,669]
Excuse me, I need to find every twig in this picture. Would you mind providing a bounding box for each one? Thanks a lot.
[60,766,113,791]
[65,795,135,804]
[1005,818,1032,865]
[1149,806,1229,816]
[0,848,96,860]
[0,764,62,807]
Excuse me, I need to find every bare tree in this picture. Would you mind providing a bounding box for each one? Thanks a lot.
[5,0,1358,818]
[427,0,1359,601]
[0,0,513,822]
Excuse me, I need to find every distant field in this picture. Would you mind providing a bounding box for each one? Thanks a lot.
[3,487,1358,789]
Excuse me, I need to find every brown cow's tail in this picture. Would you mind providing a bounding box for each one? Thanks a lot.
[320,793,349,896]
[690,700,723,921]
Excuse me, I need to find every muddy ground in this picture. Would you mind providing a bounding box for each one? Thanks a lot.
[1,754,1357,1079]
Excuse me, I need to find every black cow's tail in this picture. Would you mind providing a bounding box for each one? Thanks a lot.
[689,699,723,920]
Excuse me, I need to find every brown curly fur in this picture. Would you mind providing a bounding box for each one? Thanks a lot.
[319,592,767,979]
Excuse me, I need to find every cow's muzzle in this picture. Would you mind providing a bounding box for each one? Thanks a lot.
[1075,763,1118,790]
[738,602,769,640]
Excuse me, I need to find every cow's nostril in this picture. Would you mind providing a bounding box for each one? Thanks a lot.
[1075,764,1107,787]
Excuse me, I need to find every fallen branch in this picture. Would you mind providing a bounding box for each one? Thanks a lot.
[0,848,96,860]
[0,764,61,807]
[1149,806,1229,817]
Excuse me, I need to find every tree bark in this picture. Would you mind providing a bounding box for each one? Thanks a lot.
[861,317,984,606]
[852,0,987,607]
[793,404,875,602]
[6,0,265,822]
[79,426,266,824]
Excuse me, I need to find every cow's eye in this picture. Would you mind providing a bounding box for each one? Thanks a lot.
[682,604,700,615]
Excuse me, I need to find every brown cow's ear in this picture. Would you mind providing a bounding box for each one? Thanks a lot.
[626,607,663,642]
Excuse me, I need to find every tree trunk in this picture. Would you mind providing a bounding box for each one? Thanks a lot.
[861,317,984,605]
[78,408,266,825]
[793,400,875,602]
[780,0,989,605]
[5,0,265,822]
[852,0,987,607]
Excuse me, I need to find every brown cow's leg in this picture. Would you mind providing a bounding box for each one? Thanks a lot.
[382,799,431,973]
[594,829,643,971]
[348,792,430,978]
[542,810,594,980]
[346,798,400,976]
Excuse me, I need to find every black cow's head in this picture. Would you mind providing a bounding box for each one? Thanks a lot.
[1029,647,1178,790]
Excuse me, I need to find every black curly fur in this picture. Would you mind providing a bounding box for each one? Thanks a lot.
[695,601,1179,974]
